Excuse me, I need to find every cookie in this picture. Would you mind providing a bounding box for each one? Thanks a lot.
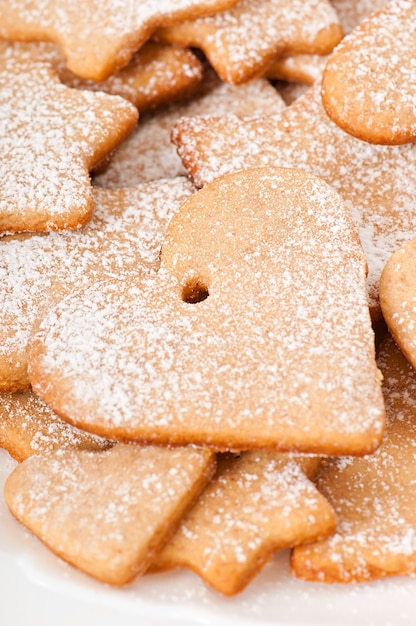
[0,177,195,391]
[291,332,416,582]
[379,237,416,369]
[171,82,416,322]
[0,391,112,463]
[0,39,204,112]
[151,452,336,595]
[156,0,343,84]
[4,443,216,584]
[266,0,390,85]
[0,51,138,233]
[321,0,416,144]
[28,167,384,455]
[94,68,285,188]
[0,0,239,81]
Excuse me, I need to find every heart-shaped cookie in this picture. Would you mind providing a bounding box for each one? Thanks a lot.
[29,167,384,455]
[4,443,216,584]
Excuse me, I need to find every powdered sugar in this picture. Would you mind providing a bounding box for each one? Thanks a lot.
[94,69,285,188]
[0,53,137,232]
[0,177,195,390]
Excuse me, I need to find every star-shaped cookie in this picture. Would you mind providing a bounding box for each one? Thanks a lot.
[156,0,342,84]
[0,52,138,233]
[0,0,239,80]
[152,452,336,595]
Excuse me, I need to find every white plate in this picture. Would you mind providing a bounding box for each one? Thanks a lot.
[1,448,416,626]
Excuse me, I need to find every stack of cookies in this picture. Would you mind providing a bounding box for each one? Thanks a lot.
[1,0,416,598]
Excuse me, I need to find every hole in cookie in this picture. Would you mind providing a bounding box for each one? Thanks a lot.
[182,279,209,304]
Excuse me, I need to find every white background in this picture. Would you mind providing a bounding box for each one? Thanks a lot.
[1,448,416,626]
